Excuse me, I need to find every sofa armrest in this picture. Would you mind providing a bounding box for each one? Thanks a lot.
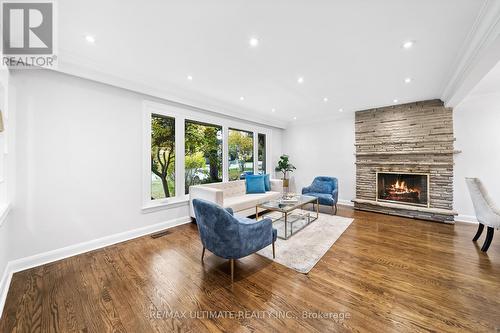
[189,186,224,218]
[270,179,283,192]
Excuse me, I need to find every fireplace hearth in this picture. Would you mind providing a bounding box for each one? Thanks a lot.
[377,172,429,207]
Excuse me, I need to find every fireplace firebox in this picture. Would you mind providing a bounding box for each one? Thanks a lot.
[376,172,429,207]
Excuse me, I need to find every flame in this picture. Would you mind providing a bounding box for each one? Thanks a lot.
[390,180,416,194]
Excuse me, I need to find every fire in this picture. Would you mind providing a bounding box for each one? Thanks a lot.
[391,180,418,194]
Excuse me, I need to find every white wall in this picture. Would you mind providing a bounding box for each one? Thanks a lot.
[454,92,500,221]
[7,69,283,261]
[282,112,356,204]
[0,65,16,313]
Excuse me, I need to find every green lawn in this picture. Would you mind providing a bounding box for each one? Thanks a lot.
[151,178,175,199]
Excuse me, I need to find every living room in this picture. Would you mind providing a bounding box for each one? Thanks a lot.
[0,1,500,332]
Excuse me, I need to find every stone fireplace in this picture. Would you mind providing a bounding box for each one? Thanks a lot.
[353,99,457,223]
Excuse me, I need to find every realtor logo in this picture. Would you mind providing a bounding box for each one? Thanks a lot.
[1,1,57,68]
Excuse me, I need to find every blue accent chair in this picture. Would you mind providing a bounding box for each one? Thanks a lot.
[302,176,339,214]
[192,198,277,282]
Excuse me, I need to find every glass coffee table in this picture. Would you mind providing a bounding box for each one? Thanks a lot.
[256,195,319,240]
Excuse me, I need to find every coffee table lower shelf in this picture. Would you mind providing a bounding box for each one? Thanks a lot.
[256,197,319,240]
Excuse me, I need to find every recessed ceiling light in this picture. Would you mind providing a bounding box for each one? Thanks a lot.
[393,99,399,103]
[293,116,297,120]
[323,97,329,102]
[339,108,343,112]
[404,77,412,83]
[187,75,193,81]
[271,108,276,112]
[297,77,304,84]
[249,37,259,47]
[402,41,414,49]
[239,96,245,101]
[85,35,96,44]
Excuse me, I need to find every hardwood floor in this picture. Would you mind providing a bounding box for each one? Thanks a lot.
[1,206,499,332]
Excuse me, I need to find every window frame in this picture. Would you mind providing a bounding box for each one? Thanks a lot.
[142,101,272,211]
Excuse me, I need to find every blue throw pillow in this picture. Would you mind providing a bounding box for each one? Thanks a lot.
[263,174,271,191]
[246,175,266,194]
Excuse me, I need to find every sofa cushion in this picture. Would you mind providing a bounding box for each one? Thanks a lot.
[246,175,266,194]
[203,180,246,198]
[305,192,334,206]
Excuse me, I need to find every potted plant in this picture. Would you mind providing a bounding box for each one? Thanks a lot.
[275,154,296,188]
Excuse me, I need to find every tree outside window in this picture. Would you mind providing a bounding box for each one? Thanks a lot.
[228,129,254,181]
[151,114,175,199]
[185,120,222,193]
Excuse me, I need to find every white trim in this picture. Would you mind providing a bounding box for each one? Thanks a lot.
[253,131,258,175]
[0,215,191,319]
[338,199,354,207]
[0,261,13,320]
[455,214,479,224]
[222,126,229,182]
[175,112,185,195]
[442,0,500,107]
[141,196,189,213]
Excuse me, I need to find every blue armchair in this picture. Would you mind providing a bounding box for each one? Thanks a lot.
[302,176,339,214]
[192,198,277,282]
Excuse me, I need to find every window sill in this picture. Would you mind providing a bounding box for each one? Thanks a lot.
[141,195,189,213]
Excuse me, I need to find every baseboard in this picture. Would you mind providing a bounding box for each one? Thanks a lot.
[0,262,13,320]
[338,199,354,207]
[455,214,478,224]
[0,215,191,319]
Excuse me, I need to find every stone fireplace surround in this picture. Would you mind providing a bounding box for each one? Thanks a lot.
[353,99,458,223]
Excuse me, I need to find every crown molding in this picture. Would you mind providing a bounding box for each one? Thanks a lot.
[442,0,500,107]
[52,49,287,129]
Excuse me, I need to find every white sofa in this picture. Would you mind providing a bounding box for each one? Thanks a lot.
[189,179,283,218]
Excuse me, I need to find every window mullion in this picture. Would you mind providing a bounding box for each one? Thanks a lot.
[253,132,258,175]
[176,116,186,197]
[222,126,229,182]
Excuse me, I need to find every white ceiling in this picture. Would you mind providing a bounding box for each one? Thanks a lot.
[57,0,486,127]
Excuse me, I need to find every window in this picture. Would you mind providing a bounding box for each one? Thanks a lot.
[151,114,175,199]
[184,120,223,193]
[258,133,266,174]
[228,128,254,181]
[143,101,271,210]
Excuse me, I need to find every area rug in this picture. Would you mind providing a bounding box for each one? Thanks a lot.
[257,213,353,274]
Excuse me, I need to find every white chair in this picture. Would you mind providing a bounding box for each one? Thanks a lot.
[465,178,500,252]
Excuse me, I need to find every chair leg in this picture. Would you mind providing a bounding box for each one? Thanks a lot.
[481,227,494,252]
[230,259,235,282]
[272,240,275,259]
[201,247,205,262]
[473,223,484,242]
[332,204,337,215]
